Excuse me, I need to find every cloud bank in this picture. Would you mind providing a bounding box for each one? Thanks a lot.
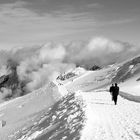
[0,37,140,97]
[65,37,140,67]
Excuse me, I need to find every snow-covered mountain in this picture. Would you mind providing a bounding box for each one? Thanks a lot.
[1,55,140,139]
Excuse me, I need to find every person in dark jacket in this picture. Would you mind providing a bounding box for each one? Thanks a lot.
[109,84,114,101]
[112,83,119,105]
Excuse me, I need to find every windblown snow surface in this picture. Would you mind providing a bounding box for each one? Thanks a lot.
[9,93,85,140]
[1,67,140,140]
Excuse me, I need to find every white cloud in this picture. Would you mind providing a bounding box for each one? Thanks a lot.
[64,37,140,67]
[88,37,125,53]
[0,37,140,95]
[40,43,66,62]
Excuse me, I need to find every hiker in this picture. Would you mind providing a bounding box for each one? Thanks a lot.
[112,83,119,105]
[109,84,114,101]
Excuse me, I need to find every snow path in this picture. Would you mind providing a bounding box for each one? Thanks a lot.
[80,91,140,140]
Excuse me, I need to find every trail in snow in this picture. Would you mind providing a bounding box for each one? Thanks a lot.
[80,91,140,140]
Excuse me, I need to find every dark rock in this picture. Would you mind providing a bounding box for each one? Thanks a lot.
[89,65,101,71]
[0,120,6,128]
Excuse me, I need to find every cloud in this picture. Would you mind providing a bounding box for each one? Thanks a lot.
[86,3,102,8]
[64,37,140,67]
[88,37,124,53]
[3,43,75,93]
[0,1,98,48]
[15,43,69,92]
[0,37,140,97]
[95,18,137,29]
[103,18,136,26]
[39,43,66,62]
[0,1,34,18]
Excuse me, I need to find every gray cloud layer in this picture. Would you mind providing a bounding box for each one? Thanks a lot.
[0,0,139,48]
[0,37,139,95]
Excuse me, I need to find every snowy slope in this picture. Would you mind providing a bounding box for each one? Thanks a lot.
[112,56,140,83]
[65,55,140,95]
[120,73,140,96]
[0,82,65,140]
[1,55,140,140]
[8,93,85,140]
[65,67,117,92]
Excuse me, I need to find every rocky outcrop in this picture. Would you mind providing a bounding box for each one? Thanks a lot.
[89,65,101,71]
[0,68,21,100]
[0,120,6,128]
[57,72,77,81]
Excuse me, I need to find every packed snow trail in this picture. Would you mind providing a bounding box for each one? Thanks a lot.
[80,91,140,140]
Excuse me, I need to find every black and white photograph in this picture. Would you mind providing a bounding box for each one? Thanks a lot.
[0,0,140,139]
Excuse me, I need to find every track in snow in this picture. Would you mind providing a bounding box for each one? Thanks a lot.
[80,91,140,140]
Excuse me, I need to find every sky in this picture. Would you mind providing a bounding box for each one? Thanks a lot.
[0,0,140,49]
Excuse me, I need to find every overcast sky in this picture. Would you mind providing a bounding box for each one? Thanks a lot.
[0,0,140,49]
